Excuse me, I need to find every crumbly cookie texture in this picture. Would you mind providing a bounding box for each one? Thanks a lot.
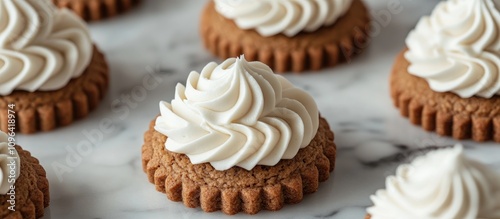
[391,49,500,142]
[52,0,141,21]
[142,117,336,215]
[0,46,109,134]
[200,0,371,73]
[0,146,50,219]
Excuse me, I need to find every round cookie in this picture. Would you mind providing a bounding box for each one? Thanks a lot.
[0,146,50,219]
[52,0,141,21]
[391,50,500,142]
[200,0,371,73]
[0,47,109,134]
[142,117,336,215]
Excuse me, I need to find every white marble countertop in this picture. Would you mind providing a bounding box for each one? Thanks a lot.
[16,0,500,218]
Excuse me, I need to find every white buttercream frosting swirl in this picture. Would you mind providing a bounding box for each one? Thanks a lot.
[0,0,93,95]
[405,0,500,98]
[155,56,319,171]
[214,0,353,37]
[0,131,20,195]
[367,145,500,219]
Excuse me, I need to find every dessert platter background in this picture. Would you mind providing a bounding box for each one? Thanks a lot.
[15,0,500,218]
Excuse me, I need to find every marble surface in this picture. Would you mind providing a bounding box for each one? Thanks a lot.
[14,0,500,218]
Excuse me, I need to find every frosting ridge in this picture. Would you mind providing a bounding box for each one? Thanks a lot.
[0,0,93,95]
[155,56,319,170]
[214,0,353,37]
[405,0,500,98]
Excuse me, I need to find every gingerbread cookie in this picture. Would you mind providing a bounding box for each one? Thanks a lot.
[391,50,500,142]
[200,0,371,73]
[142,57,337,214]
[0,0,109,134]
[142,117,336,215]
[390,0,500,142]
[52,0,141,21]
[0,47,109,134]
[1,131,50,219]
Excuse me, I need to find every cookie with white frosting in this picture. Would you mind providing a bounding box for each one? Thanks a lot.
[142,56,336,215]
[0,131,50,219]
[391,0,500,142]
[200,0,371,73]
[0,0,109,134]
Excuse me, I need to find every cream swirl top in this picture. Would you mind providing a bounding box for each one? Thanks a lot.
[0,0,93,95]
[0,131,20,195]
[214,0,353,37]
[405,0,500,98]
[155,56,319,171]
[367,145,500,219]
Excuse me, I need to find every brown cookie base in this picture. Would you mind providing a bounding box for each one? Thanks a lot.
[200,0,371,73]
[365,215,371,219]
[0,46,109,134]
[52,0,141,21]
[0,146,50,219]
[142,117,336,215]
[391,49,500,142]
